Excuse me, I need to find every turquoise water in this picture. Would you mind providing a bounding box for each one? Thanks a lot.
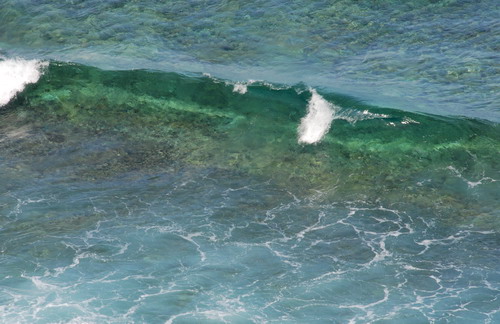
[1,1,499,323]
[1,0,499,120]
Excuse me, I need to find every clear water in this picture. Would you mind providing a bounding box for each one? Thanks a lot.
[1,0,499,120]
[0,1,499,323]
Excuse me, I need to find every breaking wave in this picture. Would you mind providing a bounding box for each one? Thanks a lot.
[0,58,47,107]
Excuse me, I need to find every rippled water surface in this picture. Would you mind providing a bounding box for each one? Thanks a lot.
[0,0,499,323]
[1,0,499,120]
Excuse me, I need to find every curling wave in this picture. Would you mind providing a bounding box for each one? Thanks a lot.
[0,58,47,107]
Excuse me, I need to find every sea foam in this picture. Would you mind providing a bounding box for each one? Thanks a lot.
[0,58,47,107]
[298,89,335,144]
[232,83,248,94]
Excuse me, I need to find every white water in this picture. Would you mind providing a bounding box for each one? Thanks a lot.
[298,89,335,144]
[232,83,248,94]
[0,58,47,107]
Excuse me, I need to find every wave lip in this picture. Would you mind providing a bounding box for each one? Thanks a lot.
[0,58,47,107]
[298,89,336,144]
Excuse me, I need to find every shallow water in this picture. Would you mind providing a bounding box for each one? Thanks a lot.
[1,1,499,323]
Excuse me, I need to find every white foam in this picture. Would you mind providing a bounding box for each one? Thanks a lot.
[232,80,260,94]
[298,89,335,144]
[233,83,248,94]
[0,58,47,107]
[335,109,389,124]
[446,165,498,188]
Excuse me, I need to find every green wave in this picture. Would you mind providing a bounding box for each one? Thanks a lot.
[2,61,499,227]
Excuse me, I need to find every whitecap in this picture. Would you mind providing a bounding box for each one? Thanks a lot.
[232,83,248,94]
[298,89,336,144]
[335,109,390,124]
[0,58,48,107]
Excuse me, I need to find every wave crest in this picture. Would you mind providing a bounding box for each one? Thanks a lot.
[298,89,336,144]
[0,58,48,107]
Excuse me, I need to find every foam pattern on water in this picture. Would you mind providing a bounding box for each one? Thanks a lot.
[0,62,498,323]
[1,171,499,323]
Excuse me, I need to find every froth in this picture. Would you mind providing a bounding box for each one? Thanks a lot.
[297,89,335,144]
[233,83,248,94]
[0,58,47,107]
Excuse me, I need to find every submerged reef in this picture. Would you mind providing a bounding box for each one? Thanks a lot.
[1,62,498,228]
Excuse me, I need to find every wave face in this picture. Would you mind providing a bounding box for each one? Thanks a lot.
[0,58,47,106]
[0,61,499,323]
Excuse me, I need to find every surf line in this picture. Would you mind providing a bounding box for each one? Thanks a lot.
[298,89,336,144]
[0,58,48,107]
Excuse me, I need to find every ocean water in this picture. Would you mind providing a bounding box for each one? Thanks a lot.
[0,1,499,323]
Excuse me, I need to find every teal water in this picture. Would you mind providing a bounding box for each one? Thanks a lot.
[1,0,499,120]
[1,62,499,323]
[1,1,500,323]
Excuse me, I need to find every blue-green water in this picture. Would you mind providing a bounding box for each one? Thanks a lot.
[2,0,499,121]
[1,1,499,323]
